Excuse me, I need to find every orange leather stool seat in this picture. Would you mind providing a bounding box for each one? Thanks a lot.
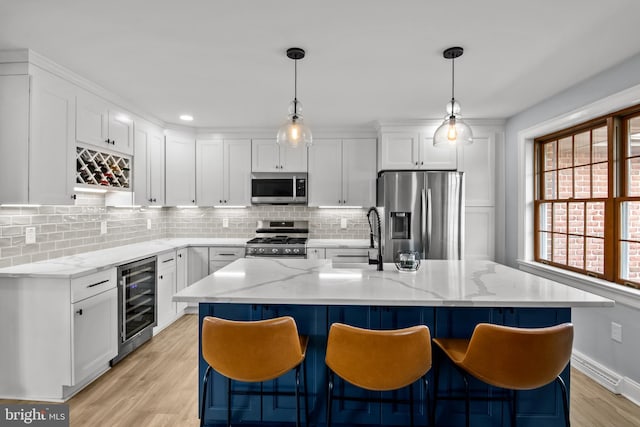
[200,316,309,427]
[325,322,433,427]
[432,322,573,427]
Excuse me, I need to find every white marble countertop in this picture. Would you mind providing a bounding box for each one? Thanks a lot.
[173,258,614,308]
[0,238,247,279]
[307,239,370,248]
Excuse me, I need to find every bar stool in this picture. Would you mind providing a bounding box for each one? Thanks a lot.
[200,316,309,427]
[325,322,432,427]
[432,323,573,427]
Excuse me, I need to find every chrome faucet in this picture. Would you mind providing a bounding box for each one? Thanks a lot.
[367,207,383,271]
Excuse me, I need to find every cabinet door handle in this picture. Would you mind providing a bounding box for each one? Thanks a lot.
[87,279,109,288]
[162,258,174,263]
[76,309,83,316]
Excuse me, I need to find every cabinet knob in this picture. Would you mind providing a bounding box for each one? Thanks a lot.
[224,200,227,203]
[178,253,182,258]
[76,309,83,316]
[148,198,153,202]
[71,194,77,200]
[105,139,110,144]
[159,275,163,280]
[192,200,195,203]
[219,200,222,203]
[152,198,157,202]
[421,161,424,165]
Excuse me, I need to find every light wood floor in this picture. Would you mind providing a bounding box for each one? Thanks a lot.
[3,314,640,426]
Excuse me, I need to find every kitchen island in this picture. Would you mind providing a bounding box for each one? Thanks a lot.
[174,258,613,427]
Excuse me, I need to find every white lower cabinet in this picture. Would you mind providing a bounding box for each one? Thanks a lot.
[176,248,188,313]
[72,286,117,385]
[188,247,210,283]
[209,246,244,273]
[155,251,179,334]
[0,267,118,400]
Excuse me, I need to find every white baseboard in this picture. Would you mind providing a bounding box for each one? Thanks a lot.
[572,350,640,407]
[621,377,640,407]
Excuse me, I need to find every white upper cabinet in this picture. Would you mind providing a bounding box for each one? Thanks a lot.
[458,127,496,207]
[308,139,342,206]
[133,120,165,206]
[379,130,456,171]
[251,138,307,172]
[0,68,77,205]
[76,90,134,156]
[30,70,77,204]
[309,138,376,207]
[0,74,30,204]
[196,139,251,206]
[165,132,196,206]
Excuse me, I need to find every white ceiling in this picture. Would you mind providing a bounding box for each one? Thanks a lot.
[2,0,640,129]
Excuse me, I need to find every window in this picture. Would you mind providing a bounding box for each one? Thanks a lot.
[535,108,640,289]
[620,115,640,285]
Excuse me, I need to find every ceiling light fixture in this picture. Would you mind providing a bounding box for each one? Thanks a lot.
[179,114,194,121]
[277,47,312,148]
[433,47,473,147]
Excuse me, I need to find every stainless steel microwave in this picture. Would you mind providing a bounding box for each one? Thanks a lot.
[251,173,307,204]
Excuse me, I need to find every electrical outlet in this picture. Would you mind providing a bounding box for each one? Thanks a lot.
[147,219,152,230]
[25,227,36,244]
[340,218,347,229]
[223,218,229,228]
[611,322,622,343]
[100,221,107,235]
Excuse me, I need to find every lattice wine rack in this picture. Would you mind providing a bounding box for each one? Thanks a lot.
[76,146,131,189]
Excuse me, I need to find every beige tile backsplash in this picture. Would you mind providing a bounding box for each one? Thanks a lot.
[0,195,369,268]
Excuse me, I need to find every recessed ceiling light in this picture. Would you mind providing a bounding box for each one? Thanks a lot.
[179,114,194,121]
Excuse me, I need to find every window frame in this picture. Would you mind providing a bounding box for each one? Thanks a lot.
[534,106,640,289]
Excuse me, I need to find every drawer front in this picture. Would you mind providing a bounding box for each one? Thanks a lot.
[157,250,177,271]
[209,247,244,260]
[325,248,369,263]
[71,268,117,303]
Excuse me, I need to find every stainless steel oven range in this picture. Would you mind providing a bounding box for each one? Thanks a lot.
[245,220,309,258]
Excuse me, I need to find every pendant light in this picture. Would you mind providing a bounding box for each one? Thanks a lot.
[277,47,312,148]
[433,47,473,146]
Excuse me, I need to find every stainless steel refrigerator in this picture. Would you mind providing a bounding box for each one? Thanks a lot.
[377,171,464,262]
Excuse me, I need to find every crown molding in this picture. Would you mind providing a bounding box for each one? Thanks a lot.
[5,49,167,129]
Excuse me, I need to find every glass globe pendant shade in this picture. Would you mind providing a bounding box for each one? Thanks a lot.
[433,114,473,147]
[277,115,312,148]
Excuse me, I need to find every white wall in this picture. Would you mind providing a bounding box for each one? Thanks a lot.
[504,52,640,404]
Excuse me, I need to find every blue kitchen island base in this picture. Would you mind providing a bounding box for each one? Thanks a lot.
[198,303,571,427]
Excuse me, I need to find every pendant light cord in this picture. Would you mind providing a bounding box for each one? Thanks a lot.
[450,56,455,118]
[293,59,298,120]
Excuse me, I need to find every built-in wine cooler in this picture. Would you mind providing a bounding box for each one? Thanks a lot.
[110,256,157,365]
